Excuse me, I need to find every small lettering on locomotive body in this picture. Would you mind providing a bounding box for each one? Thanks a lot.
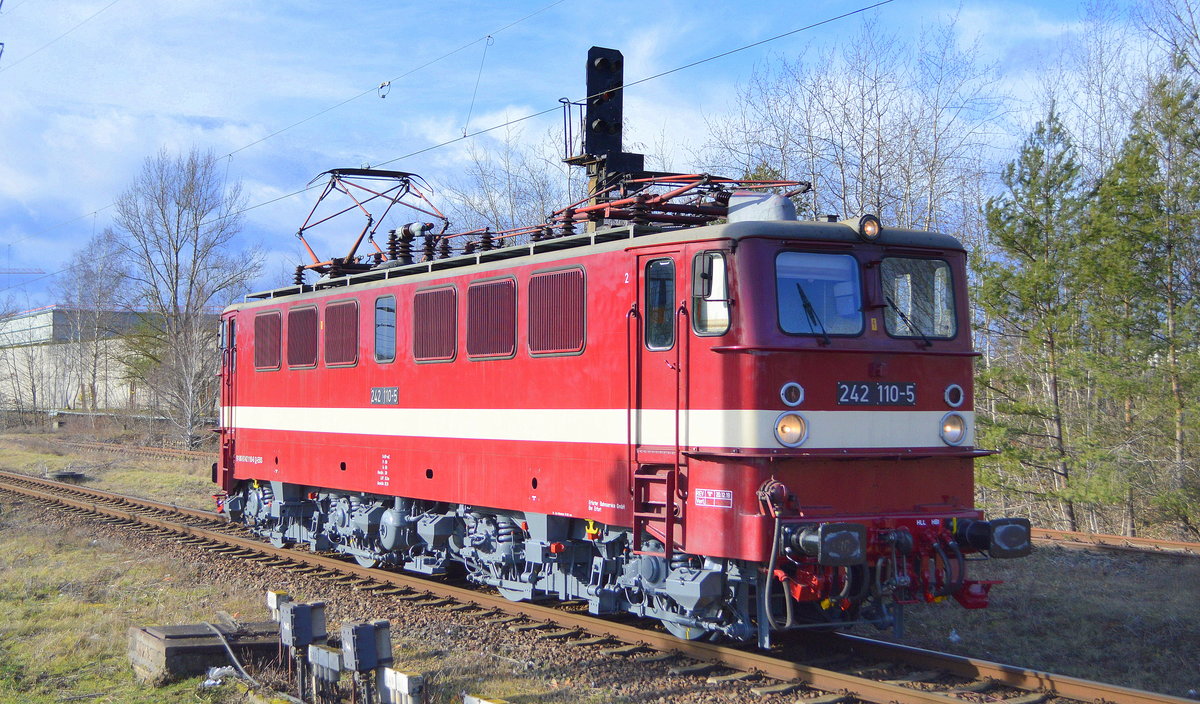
[370,386,400,405]
[587,499,626,512]
[377,453,390,487]
[695,488,734,509]
[235,455,263,464]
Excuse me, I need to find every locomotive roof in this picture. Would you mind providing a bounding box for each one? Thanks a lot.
[230,218,964,312]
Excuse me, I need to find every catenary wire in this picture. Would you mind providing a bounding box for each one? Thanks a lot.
[372,0,894,169]
[463,35,495,137]
[0,0,124,74]
[3,0,568,251]
[4,0,895,294]
[225,0,568,158]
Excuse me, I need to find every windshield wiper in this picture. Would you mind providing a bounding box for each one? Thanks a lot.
[796,283,831,345]
[885,295,932,348]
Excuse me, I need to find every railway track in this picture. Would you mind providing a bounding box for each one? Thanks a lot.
[1031,527,1200,556]
[52,439,213,462]
[0,468,1191,704]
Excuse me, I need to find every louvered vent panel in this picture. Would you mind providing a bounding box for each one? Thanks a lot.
[413,288,457,360]
[324,300,359,365]
[287,307,318,367]
[253,311,281,369]
[529,270,585,354]
[467,280,516,358]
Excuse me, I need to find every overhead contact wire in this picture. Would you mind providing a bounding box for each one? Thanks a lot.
[5,0,893,293]
[7,0,569,253]
[225,0,567,158]
[0,0,125,74]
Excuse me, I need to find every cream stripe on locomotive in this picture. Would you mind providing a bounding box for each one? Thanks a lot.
[227,407,975,450]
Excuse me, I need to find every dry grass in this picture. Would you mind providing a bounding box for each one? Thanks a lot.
[99,460,216,510]
[0,434,216,511]
[849,546,1200,697]
[0,505,262,703]
[0,436,73,477]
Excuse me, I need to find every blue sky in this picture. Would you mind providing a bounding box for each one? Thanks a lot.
[0,0,1117,305]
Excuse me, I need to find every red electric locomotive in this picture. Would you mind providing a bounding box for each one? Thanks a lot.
[213,48,1030,646]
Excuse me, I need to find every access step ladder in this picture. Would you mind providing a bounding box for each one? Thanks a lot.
[631,465,682,559]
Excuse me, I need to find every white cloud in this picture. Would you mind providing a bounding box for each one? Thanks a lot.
[0,0,1158,305]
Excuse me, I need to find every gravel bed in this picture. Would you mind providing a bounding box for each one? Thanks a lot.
[29,499,816,703]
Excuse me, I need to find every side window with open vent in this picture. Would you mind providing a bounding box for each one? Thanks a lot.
[287,307,318,367]
[413,287,456,362]
[529,269,585,355]
[467,279,516,359]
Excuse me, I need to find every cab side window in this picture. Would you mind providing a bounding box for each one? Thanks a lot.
[692,251,729,335]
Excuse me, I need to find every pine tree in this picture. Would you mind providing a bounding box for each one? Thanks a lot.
[976,108,1086,530]
[1112,75,1200,536]
[1078,123,1163,535]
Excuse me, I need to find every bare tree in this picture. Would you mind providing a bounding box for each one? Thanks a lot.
[1143,0,1200,77]
[1067,0,1148,183]
[110,147,262,447]
[702,12,1003,242]
[62,229,129,413]
[439,125,584,239]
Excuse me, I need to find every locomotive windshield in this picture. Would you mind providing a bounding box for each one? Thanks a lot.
[881,257,956,339]
[775,252,863,336]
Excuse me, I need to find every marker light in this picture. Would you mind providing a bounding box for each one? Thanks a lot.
[944,383,965,408]
[780,382,805,407]
[940,412,967,446]
[774,412,808,447]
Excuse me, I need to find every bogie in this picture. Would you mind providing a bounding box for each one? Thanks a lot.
[228,480,770,640]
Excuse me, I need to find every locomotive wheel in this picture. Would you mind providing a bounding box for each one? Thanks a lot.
[353,553,379,568]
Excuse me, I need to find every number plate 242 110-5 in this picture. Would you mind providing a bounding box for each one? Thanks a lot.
[837,381,916,406]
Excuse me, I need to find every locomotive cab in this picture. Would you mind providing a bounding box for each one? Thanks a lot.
[664,216,1031,641]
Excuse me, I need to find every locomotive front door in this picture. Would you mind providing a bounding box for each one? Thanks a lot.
[631,252,688,555]
[216,314,237,493]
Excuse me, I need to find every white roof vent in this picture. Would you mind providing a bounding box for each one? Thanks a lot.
[727,191,798,223]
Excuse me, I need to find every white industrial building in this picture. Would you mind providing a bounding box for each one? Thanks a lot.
[0,305,147,412]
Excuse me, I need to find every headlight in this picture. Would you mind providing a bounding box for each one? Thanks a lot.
[944,383,964,408]
[858,214,882,240]
[940,412,967,445]
[837,213,883,241]
[774,412,808,447]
